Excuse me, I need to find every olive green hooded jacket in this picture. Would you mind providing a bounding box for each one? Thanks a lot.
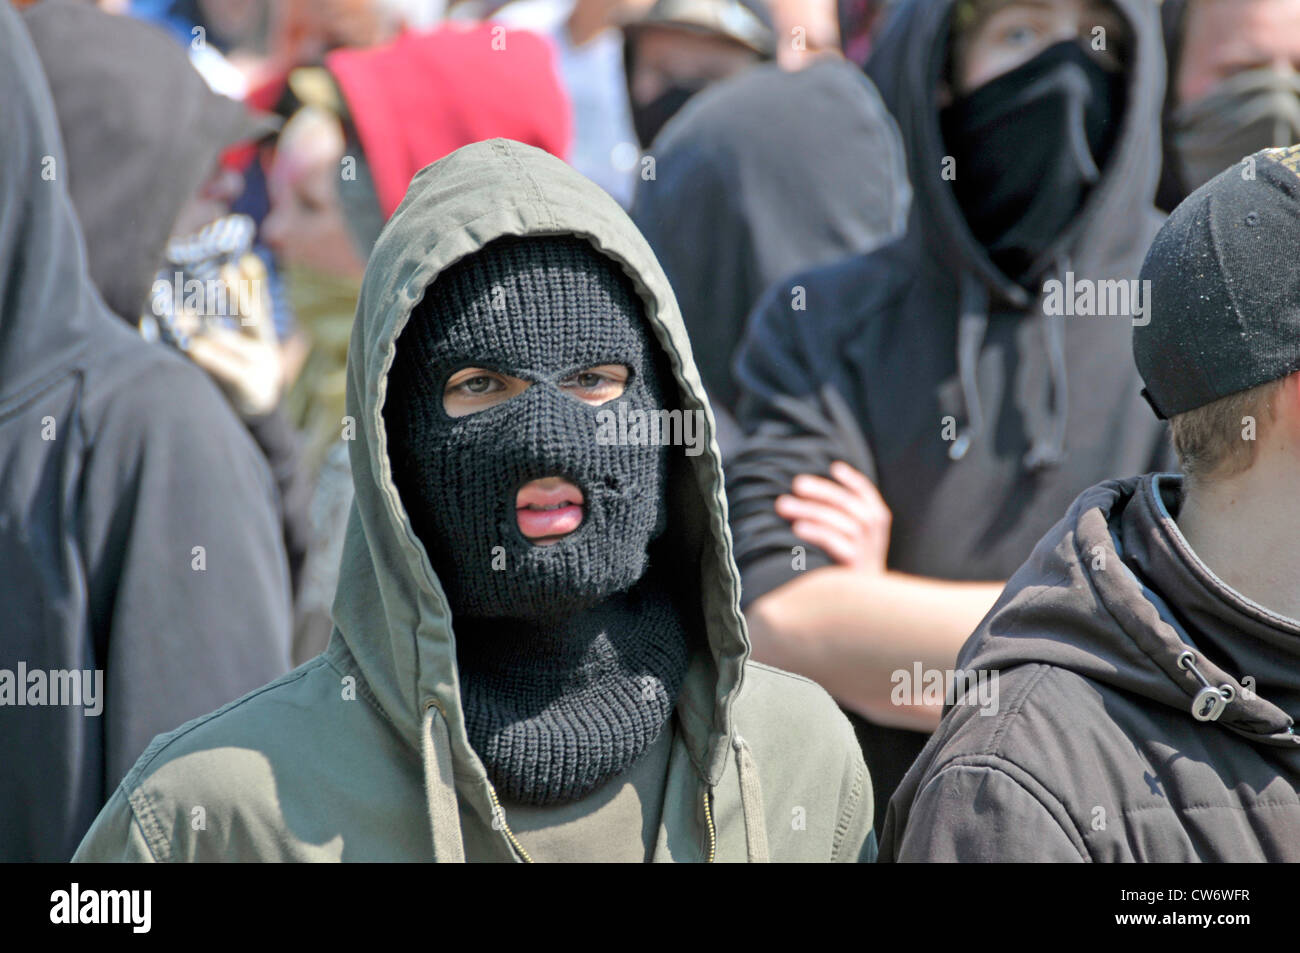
[73,139,873,863]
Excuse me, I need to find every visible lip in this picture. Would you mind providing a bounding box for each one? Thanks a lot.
[515,477,585,545]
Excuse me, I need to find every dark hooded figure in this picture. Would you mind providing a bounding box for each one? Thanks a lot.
[631,58,911,420]
[22,0,312,602]
[725,0,1172,828]
[0,1,291,862]
[73,140,874,863]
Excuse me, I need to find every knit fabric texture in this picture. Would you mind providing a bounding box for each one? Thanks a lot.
[385,234,687,804]
[386,234,671,623]
[456,571,690,806]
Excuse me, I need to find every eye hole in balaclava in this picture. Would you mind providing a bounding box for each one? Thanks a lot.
[384,234,673,627]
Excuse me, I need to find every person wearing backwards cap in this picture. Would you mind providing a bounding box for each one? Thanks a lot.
[880,144,1300,862]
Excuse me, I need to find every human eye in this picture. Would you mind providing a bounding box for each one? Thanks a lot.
[560,364,630,404]
[458,374,502,395]
[979,4,1049,53]
[442,367,522,416]
[1001,24,1038,47]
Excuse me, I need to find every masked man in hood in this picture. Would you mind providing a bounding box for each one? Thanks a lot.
[1157,0,1300,212]
[74,139,874,863]
[883,145,1300,861]
[22,0,314,606]
[261,22,572,663]
[726,0,1171,828]
[0,1,291,862]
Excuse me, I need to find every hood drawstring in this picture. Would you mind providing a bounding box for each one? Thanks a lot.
[1176,651,1238,723]
[422,701,466,862]
[951,261,1071,471]
[950,271,990,462]
[733,735,770,863]
[1024,255,1071,472]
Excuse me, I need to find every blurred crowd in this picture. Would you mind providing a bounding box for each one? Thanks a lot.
[5,0,1300,863]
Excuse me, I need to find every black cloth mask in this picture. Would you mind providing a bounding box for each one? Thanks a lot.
[385,234,671,625]
[941,40,1126,281]
[632,83,701,149]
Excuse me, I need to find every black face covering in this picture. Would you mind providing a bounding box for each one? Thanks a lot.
[385,235,691,806]
[941,40,1126,281]
[385,235,670,626]
[631,83,701,149]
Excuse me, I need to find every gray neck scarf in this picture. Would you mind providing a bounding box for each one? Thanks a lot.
[1170,67,1300,193]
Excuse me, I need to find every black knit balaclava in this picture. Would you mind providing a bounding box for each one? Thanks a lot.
[385,234,691,806]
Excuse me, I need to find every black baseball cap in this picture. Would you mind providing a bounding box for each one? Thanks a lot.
[1135,144,1300,419]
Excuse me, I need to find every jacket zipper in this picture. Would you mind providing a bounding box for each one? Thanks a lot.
[487,782,534,864]
[702,789,716,863]
[485,783,716,863]
[484,785,714,864]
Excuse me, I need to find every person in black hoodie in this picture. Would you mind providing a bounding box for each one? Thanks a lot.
[883,145,1300,861]
[726,0,1171,827]
[22,0,312,602]
[0,1,292,861]
[630,57,911,423]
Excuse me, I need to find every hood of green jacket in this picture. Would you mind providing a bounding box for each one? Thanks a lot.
[332,138,750,847]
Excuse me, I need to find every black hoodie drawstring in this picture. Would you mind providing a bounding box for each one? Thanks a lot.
[1023,255,1071,472]
[950,271,989,461]
[951,261,1069,470]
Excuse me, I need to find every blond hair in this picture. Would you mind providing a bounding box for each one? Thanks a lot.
[1169,378,1284,484]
